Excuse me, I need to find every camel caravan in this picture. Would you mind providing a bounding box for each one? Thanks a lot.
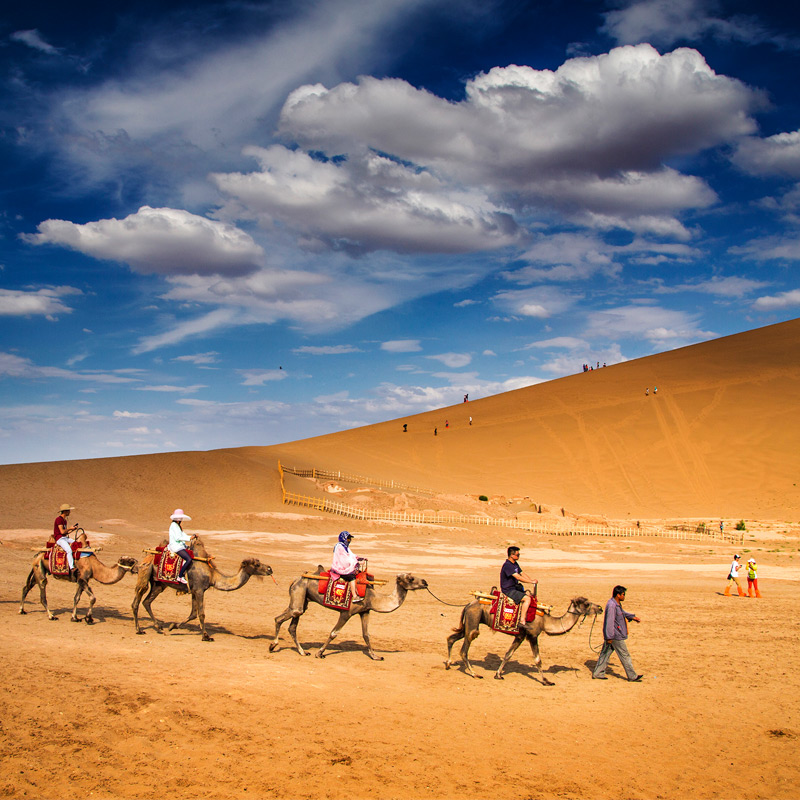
[20,507,607,683]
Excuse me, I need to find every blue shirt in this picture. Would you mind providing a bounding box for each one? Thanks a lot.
[603,597,636,640]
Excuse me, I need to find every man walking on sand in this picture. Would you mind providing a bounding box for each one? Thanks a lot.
[592,585,642,682]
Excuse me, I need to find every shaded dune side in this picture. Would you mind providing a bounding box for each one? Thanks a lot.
[2,318,799,529]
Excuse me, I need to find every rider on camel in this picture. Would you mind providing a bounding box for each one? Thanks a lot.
[168,509,194,583]
[500,546,538,625]
[53,503,80,581]
[330,531,365,603]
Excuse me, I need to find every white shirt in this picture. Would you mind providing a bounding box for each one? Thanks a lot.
[729,560,741,578]
[168,520,192,553]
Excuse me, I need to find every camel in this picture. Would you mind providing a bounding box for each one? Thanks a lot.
[445,594,602,682]
[20,532,138,623]
[270,567,428,660]
[131,537,272,641]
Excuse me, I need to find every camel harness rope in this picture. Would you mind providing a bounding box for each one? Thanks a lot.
[424,586,467,606]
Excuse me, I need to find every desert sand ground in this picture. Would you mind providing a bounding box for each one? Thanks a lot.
[2,319,800,799]
[2,514,799,800]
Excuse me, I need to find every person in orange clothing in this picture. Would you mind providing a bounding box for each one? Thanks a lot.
[746,558,761,597]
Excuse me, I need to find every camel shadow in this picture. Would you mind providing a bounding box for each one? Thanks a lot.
[449,652,568,683]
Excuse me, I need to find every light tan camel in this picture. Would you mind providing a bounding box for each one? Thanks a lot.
[20,532,138,623]
[131,537,272,641]
[269,567,428,659]
[445,594,602,682]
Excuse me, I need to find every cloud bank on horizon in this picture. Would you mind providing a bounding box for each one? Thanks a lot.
[1,0,799,463]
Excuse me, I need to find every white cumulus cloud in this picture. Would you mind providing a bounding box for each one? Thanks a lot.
[24,206,264,277]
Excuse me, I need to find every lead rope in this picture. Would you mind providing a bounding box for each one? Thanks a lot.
[588,612,604,653]
[425,586,467,607]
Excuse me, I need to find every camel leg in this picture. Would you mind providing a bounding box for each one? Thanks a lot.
[527,635,553,686]
[142,583,168,632]
[71,580,85,622]
[495,634,526,680]
[445,625,466,669]
[459,627,483,679]
[444,609,466,669]
[359,611,384,661]
[270,606,309,655]
[29,567,58,621]
[168,595,199,631]
[316,610,353,659]
[196,593,212,642]
[76,581,97,624]
[287,614,307,656]
[19,569,37,615]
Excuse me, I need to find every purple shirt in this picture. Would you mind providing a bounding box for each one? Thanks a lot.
[603,597,636,640]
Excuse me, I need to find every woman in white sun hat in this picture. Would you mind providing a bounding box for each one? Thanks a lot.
[167,509,194,582]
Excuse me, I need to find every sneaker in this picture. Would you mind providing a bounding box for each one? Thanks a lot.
[592,675,608,680]
[630,674,644,682]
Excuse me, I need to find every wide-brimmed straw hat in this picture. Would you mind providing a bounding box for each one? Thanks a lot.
[58,503,76,513]
[170,508,192,521]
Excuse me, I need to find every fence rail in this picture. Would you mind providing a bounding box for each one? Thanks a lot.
[277,461,744,544]
[280,463,434,495]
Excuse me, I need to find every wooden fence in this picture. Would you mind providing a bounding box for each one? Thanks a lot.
[277,461,744,544]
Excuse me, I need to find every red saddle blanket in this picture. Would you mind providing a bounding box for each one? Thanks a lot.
[153,546,193,585]
[489,591,539,635]
[317,572,371,610]
[47,540,88,577]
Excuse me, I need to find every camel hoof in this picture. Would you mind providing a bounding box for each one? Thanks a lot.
[19,609,26,615]
[136,630,145,635]
[444,662,451,670]
[202,635,214,642]
[315,652,325,659]
[85,617,94,625]
[494,674,504,680]
[268,642,277,652]
[49,616,58,621]
[167,623,177,632]
[543,680,555,686]
[71,617,81,623]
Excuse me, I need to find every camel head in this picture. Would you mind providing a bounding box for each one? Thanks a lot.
[241,558,273,577]
[118,556,139,574]
[569,596,603,617]
[396,573,428,591]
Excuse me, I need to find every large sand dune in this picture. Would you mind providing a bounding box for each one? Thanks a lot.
[1,319,799,800]
[3,317,799,527]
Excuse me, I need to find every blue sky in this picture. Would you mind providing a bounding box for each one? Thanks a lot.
[2,0,799,464]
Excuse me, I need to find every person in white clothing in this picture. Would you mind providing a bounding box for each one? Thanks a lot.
[167,509,194,582]
[725,553,746,597]
[330,531,365,603]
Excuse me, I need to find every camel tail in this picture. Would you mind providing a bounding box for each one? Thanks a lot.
[451,605,468,634]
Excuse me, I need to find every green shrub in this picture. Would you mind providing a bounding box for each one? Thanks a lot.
[735,520,746,531]
[478,495,488,502]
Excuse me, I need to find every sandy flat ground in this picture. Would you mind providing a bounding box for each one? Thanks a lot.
[2,518,799,800]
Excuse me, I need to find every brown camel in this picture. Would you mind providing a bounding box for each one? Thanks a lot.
[131,537,272,641]
[445,594,602,682]
[269,567,428,660]
[20,532,139,624]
